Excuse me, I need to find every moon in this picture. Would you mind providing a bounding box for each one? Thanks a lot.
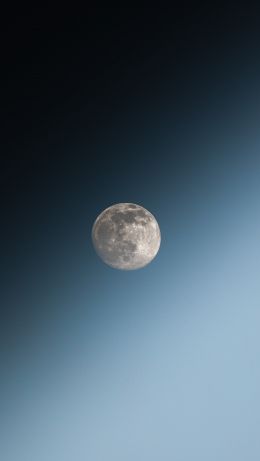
[92,203,161,270]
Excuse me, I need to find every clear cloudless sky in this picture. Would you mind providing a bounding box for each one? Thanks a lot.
[1,5,260,460]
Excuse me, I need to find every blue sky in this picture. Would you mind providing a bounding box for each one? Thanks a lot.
[3,123,260,460]
[2,8,260,460]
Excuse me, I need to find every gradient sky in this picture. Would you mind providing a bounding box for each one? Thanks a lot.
[1,6,260,460]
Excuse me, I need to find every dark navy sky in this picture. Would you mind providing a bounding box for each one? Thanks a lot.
[2,6,260,460]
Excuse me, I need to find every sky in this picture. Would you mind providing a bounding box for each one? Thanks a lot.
[1,5,260,460]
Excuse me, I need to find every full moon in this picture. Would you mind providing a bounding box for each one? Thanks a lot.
[92,203,161,270]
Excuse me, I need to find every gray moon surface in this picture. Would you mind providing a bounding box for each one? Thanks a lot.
[92,203,161,270]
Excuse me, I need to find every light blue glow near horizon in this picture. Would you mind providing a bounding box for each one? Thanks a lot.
[2,143,260,460]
